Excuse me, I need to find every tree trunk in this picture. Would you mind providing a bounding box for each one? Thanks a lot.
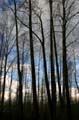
[14,0,23,120]
[62,1,72,120]
[1,53,7,112]
[29,0,39,119]
[40,16,53,120]
[9,67,13,107]
[49,0,56,119]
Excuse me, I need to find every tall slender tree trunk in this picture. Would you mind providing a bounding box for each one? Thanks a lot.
[9,67,13,107]
[49,0,56,119]
[38,47,41,103]
[40,16,53,120]
[14,0,23,120]
[0,34,5,103]
[62,1,72,120]
[73,48,79,92]
[54,36,63,107]
[1,53,7,113]
[0,60,3,102]
[29,0,39,119]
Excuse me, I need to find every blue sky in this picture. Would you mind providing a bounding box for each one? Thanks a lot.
[0,0,23,10]
[6,0,22,5]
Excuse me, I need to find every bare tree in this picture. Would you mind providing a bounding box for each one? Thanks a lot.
[14,0,23,120]
[48,0,56,119]
[29,0,39,119]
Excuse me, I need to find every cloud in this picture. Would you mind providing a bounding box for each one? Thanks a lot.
[1,75,18,100]
[1,74,31,101]
[1,74,79,101]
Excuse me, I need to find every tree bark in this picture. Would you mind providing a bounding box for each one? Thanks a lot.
[62,1,72,120]
[29,0,39,119]
[14,0,23,120]
[49,0,56,119]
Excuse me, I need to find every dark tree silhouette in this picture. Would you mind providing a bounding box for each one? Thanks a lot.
[14,0,23,120]
[29,0,39,119]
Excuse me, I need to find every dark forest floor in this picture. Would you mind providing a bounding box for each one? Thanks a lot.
[0,101,79,120]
